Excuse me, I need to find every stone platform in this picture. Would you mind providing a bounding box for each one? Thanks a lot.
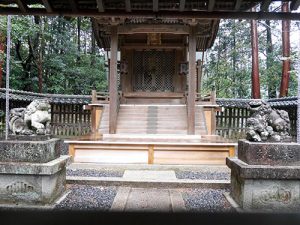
[227,140,300,211]
[0,136,70,205]
[0,156,70,205]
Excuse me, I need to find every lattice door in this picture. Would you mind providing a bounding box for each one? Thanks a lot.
[133,50,175,92]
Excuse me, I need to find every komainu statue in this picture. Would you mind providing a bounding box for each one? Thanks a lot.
[9,99,51,135]
[246,100,291,142]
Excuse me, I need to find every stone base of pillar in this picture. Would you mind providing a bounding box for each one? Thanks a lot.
[0,137,70,205]
[227,140,300,211]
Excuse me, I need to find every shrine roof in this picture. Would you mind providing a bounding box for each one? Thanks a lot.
[1,1,299,51]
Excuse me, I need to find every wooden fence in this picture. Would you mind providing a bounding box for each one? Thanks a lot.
[0,95,297,139]
[216,107,251,140]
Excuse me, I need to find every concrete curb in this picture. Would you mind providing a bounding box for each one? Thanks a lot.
[67,176,230,189]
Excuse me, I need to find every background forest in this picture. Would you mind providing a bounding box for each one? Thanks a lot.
[0,15,299,98]
[0,16,107,95]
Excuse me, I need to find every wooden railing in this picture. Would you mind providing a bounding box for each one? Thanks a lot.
[51,103,91,137]
[216,107,251,140]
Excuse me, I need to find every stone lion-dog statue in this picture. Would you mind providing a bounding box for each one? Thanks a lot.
[9,99,51,135]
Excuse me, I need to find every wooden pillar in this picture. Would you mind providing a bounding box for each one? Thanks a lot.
[109,26,118,134]
[250,10,261,99]
[279,2,291,97]
[187,25,197,134]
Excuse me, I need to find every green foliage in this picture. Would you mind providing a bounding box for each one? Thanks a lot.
[0,16,107,94]
[203,19,298,99]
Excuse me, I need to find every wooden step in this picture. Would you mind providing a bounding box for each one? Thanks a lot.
[67,136,237,165]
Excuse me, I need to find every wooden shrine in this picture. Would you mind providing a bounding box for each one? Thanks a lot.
[1,0,299,164]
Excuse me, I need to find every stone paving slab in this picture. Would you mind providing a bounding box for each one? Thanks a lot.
[110,187,186,212]
[123,170,177,181]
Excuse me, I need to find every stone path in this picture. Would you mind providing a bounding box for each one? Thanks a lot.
[110,171,186,212]
[111,187,186,212]
[63,164,233,212]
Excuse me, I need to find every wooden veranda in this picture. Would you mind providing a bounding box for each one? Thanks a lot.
[1,0,299,164]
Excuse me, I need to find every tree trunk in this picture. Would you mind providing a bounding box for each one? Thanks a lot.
[77,17,81,62]
[91,20,96,66]
[0,31,4,88]
[266,19,276,98]
[250,8,261,99]
[232,20,237,97]
[279,2,291,97]
[34,16,44,93]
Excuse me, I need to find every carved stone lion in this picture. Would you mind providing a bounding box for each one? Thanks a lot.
[246,100,291,142]
[9,99,51,135]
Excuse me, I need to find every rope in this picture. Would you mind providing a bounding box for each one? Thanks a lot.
[5,15,11,140]
[297,22,300,144]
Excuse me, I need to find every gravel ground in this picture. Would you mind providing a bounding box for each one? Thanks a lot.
[182,188,234,212]
[176,170,230,180]
[55,185,117,210]
[67,169,124,177]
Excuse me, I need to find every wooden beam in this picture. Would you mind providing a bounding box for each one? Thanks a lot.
[179,0,186,12]
[15,0,28,12]
[96,0,105,12]
[117,24,189,34]
[125,0,131,12]
[187,25,197,135]
[208,0,215,12]
[260,0,272,12]
[1,8,300,21]
[153,0,158,12]
[234,0,242,11]
[109,26,118,134]
[68,0,78,12]
[41,0,53,13]
[291,0,300,10]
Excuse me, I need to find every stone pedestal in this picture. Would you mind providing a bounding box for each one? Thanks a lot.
[0,136,70,205]
[227,140,300,211]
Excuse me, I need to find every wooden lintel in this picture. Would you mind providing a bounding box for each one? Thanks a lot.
[15,0,28,12]
[1,8,300,21]
[234,0,242,11]
[208,0,216,12]
[179,0,186,12]
[153,0,158,12]
[291,0,300,10]
[117,24,189,34]
[125,0,131,12]
[68,0,78,12]
[41,0,53,13]
[260,0,272,12]
[121,45,185,50]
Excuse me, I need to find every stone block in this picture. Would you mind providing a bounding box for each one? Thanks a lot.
[238,140,300,166]
[227,157,300,211]
[0,136,61,163]
[0,155,70,205]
